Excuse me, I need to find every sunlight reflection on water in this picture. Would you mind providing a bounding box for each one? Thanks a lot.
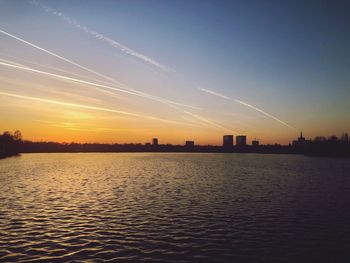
[1,153,350,262]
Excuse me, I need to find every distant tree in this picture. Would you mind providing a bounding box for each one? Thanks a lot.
[14,130,22,141]
[328,135,338,142]
[1,131,14,145]
[0,130,22,158]
[3,131,12,137]
[314,136,326,142]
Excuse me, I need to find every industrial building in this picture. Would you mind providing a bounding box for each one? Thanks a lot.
[152,138,158,146]
[223,135,234,148]
[252,139,259,146]
[236,135,247,147]
[185,141,194,147]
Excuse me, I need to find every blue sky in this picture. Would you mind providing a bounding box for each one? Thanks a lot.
[0,0,349,144]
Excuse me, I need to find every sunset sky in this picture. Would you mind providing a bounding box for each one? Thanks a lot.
[1,0,349,145]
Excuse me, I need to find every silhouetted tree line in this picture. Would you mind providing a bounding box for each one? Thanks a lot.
[1,130,349,158]
[20,141,224,153]
[303,133,350,157]
[0,130,22,158]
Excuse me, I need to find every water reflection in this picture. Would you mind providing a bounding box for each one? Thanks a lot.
[0,153,350,262]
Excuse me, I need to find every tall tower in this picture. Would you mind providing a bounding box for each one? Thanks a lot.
[152,138,158,146]
[236,135,247,147]
[223,135,234,148]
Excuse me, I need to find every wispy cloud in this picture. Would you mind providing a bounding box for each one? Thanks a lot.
[198,87,296,130]
[0,28,120,85]
[233,99,296,130]
[0,28,239,134]
[163,101,236,132]
[27,0,171,72]
[3,59,231,132]
[0,91,189,126]
[183,110,236,133]
[50,122,124,132]
[0,59,199,110]
[0,29,198,110]
[0,53,117,86]
[198,87,230,100]
[33,120,133,132]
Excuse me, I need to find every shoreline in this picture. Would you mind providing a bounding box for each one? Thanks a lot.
[4,151,349,158]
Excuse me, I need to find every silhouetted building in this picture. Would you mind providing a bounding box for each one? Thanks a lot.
[223,135,234,148]
[341,132,349,143]
[3,128,350,157]
[185,141,194,147]
[292,131,308,147]
[152,138,158,146]
[236,135,247,147]
[252,139,259,146]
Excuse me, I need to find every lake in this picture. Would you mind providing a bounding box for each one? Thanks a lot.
[0,153,350,262]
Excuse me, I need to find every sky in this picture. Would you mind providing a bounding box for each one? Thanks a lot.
[0,0,349,145]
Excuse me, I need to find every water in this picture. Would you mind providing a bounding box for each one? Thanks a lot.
[0,153,350,262]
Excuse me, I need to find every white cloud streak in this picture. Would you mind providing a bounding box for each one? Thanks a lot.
[233,99,296,130]
[0,59,199,110]
[163,101,236,132]
[198,87,296,130]
[0,29,235,133]
[0,28,121,85]
[198,87,230,100]
[0,53,117,86]
[0,91,188,126]
[0,28,199,110]
[27,0,171,72]
[183,110,236,133]
[0,57,232,132]
[2,61,229,131]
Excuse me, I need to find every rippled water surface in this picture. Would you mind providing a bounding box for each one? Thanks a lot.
[1,153,350,262]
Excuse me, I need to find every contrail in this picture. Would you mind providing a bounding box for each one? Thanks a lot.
[1,59,225,131]
[0,28,198,109]
[198,87,296,130]
[0,30,229,131]
[183,110,236,133]
[0,58,29,68]
[0,58,125,100]
[0,60,144,96]
[233,99,296,130]
[0,53,117,86]
[198,87,230,100]
[0,61,199,110]
[163,101,236,132]
[0,28,121,85]
[27,0,171,72]
[0,91,188,126]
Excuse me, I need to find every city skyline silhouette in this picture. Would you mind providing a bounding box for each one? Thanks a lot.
[1,129,349,158]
